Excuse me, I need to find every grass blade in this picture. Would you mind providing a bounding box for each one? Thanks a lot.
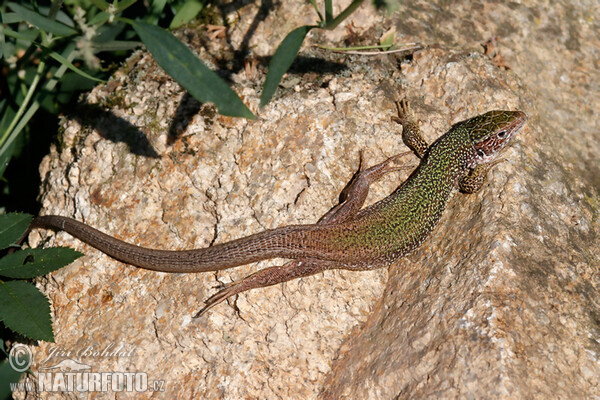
[8,2,77,37]
[170,0,206,29]
[43,47,104,82]
[260,25,314,107]
[127,20,255,119]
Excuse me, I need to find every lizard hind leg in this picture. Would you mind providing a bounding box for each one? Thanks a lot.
[194,258,339,318]
[318,151,413,225]
[195,153,411,317]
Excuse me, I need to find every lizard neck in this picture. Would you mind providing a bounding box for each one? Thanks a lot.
[374,128,472,259]
[420,127,472,187]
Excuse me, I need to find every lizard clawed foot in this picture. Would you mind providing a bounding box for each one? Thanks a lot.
[194,280,243,318]
[393,98,429,159]
[355,150,413,178]
[392,98,413,125]
[362,151,415,180]
[458,157,508,194]
[486,157,506,169]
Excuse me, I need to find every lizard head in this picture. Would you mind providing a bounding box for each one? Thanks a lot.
[460,110,527,168]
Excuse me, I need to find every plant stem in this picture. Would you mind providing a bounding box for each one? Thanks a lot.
[0,61,46,149]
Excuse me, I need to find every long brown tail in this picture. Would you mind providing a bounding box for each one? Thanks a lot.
[30,215,323,273]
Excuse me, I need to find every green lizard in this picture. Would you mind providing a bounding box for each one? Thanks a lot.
[27,100,526,317]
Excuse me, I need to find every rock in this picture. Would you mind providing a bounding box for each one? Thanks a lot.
[17,0,599,399]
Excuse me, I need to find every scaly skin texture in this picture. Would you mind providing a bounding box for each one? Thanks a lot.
[28,100,526,316]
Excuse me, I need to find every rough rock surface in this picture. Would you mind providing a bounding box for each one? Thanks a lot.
[17,0,599,399]
[322,1,600,398]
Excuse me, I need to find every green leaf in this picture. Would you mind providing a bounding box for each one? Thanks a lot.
[43,48,104,82]
[92,40,140,52]
[7,2,77,37]
[116,0,138,13]
[127,20,255,119]
[379,28,395,50]
[0,213,32,250]
[0,281,54,342]
[0,248,82,279]
[170,0,206,29]
[0,11,5,60]
[1,27,37,45]
[260,26,314,107]
[88,11,111,26]
[88,0,110,11]
[0,360,25,399]
[0,135,14,179]
[1,11,22,24]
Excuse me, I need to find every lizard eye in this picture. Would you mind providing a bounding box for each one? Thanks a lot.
[497,130,507,138]
[476,149,486,158]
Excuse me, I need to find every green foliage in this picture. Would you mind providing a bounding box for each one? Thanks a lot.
[260,0,366,106]
[0,213,31,250]
[170,0,206,29]
[127,19,255,119]
[0,0,259,183]
[0,213,82,342]
[261,26,315,107]
[7,2,77,36]
[0,353,25,400]
[0,247,83,279]
[0,281,54,342]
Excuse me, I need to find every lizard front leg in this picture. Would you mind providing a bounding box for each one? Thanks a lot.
[458,158,505,193]
[393,99,429,159]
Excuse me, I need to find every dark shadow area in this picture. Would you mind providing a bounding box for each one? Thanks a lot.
[166,56,347,143]
[66,103,160,158]
[165,0,350,143]
[286,55,348,75]
[0,112,56,215]
[216,0,347,75]
[225,0,274,69]
[167,93,202,145]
